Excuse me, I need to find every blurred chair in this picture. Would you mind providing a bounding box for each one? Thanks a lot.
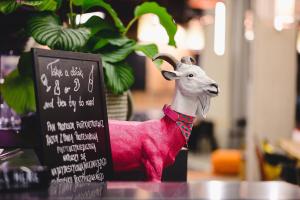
[255,140,298,182]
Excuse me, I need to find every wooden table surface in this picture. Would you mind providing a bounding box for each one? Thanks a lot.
[2,181,300,199]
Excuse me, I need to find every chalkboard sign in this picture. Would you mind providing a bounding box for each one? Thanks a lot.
[32,48,113,183]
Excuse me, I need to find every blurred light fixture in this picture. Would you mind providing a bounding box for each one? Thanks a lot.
[138,15,205,50]
[137,14,169,45]
[75,12,105,25]
[274,0,295,31]
[244,10,254,41]
[214,2,226,56]
[186,19,205,50]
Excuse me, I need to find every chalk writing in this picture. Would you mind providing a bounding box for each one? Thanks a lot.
[56,143,97,154]
[41,74,51,92]
[50,158,107,178]
[33,49,111,183]
[88,65,94,93]
[47,59,63,78]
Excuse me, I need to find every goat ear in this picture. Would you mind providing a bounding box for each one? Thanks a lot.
[181,56,196,65]
[161,70,181,81]
[196,95,211,119]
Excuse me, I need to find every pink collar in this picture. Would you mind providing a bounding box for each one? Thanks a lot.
[163,105,194,123]
[163,105,195,142]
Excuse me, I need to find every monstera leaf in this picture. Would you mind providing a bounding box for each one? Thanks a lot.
[103,61,134,94]
[1,69,36,114]
[73,0,125,33]
[0,0,57,14]
[27,13,90,51]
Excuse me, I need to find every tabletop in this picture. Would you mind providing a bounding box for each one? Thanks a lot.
[1,181,300,199]
[280,139,300,160]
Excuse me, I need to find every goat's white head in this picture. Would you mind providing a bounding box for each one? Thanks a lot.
[153,53,219,118]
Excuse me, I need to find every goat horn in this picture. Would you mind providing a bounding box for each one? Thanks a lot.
[152,53,180,70]
[181,56,196,65]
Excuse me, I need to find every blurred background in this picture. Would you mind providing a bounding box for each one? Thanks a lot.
[1,0,300,184]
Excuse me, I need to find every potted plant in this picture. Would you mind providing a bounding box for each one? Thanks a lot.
[0,0,177,119]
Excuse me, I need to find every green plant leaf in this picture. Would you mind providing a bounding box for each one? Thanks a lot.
[108,37,134,47]
[134,43,162,67]
[0,0,20,14]
[27,13,90,51]
[103,61,134,94]
[100,41,136,63]
[93,36,134,51]
[92,38,109,51]
[133,2,177,46]
[83,15,114,36]
[0,0,57,14]
[17,52,33,77]
[73,0,125,33]
[34,0,57,11]
[1,69,36,115]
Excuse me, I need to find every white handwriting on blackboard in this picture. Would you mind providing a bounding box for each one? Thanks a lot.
[43,98,54,110]
[50,158,107,178]
[73,78,80,92]
[64,87,70,94]
[74,131,99,142]
[73,173,104,182]
[47,59,63,78]
[54,80,61,95]
[57,122,75,131]
[59,133,74,144]
[68,95,77,112]
[46,134,59,146]
[88,65,94,93]
[76,120,104,129]
[62,153,79,162]
[56,143,96,154]
[47,121,56,132]
[49,120,104,132]
[41,74,51,92]
[57,96,67,107]
[70,66,84,78]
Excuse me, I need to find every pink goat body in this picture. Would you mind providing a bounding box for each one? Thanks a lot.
[109,106,190,181]
[107,53,219,181]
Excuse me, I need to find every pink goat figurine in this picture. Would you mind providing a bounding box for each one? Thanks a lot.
[109,53,219,181]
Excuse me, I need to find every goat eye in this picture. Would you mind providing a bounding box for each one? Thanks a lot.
[188,74,194,77]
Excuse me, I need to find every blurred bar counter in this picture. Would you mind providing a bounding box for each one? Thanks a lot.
[1,181,300,199]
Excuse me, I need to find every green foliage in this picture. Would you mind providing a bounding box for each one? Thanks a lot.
[28,13,90,51]
[103,61,134,94]
[73,0,125,33]
[129,2,177,46]
[134,44,162,67]
[1,69,36,115]
[0,0,177,114]
[0,0,57,14]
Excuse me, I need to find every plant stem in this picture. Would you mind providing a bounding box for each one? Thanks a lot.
[123,17,138,36]
[69,0,75,28]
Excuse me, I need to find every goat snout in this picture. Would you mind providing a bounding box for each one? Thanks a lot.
[208,83,219,96]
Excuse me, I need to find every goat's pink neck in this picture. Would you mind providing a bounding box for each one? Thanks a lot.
[163,105,194,142]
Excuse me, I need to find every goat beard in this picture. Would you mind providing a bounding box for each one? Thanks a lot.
[197,94,211,119]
